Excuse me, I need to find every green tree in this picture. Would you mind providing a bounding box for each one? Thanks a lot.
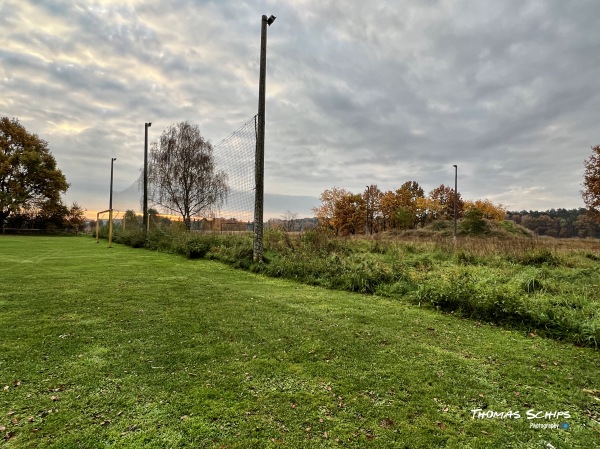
[396,181,424,228]
[36,201,69,230]
[461,207,488,234]
[395,206,415,230]
[7,200,69,230]
[582,144,600,222]
[0,117,68,227]
[65,202,86,232]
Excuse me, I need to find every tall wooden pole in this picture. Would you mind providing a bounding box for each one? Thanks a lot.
[144,122,151,237]
[253,15,275,262]
[109,157,116,248]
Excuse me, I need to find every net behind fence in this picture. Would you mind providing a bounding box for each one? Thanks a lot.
[112,116,256,231]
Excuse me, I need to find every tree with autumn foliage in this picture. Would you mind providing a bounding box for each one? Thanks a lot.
[428,184,464,221]
[415,197,444,226]
[463,199,506,221]
[582,145,600,222]
[380,190,402,229]
[334,193,366,236]
[312,187,350,235]
[395,181,424,227]
[0,117,69,228]
[314,182,505,236]
[379,181,424,230]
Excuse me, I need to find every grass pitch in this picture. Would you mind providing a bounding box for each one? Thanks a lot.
[0,236,598,448]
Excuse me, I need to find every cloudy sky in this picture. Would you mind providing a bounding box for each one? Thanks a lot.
[2,0,599,218]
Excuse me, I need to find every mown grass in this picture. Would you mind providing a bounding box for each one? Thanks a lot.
[104,225,600,348]
[0,236,599,448]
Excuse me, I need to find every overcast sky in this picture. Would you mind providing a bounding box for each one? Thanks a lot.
[2,0,599,218]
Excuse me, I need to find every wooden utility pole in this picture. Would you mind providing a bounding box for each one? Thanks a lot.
[253,14,276,262]
[109,157,116,247]
[143,122,151,237]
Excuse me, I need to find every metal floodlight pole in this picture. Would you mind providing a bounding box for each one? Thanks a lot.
[109,157,117,247]
[144,122,151,237]
[453,164,458,240]
[365,185,370,235]
[253,14,276,262]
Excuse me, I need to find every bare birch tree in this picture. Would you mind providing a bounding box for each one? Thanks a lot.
[148,122,228,230]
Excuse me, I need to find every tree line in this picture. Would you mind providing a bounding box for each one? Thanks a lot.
[1,118,229,232]
[3,114,600,237]
[506,209,600,238]
[312,182,506,236]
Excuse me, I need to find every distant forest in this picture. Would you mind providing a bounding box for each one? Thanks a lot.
[506,208,600,238]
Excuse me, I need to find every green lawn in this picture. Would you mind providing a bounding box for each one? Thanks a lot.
[0,236,598,448]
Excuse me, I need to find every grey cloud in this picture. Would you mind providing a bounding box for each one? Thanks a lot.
[2,0,599,216]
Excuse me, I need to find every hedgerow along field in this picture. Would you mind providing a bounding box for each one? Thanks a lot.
[0,236,599,448]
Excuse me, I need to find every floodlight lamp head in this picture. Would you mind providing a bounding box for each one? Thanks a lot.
[267,15,276,25]
[453,164,457,168]
[146,122,152,127]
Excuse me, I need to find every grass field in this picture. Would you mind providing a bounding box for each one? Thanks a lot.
[0,236,599,448]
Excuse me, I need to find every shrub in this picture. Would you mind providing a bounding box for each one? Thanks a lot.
[454,250,478,265]
[521,277,543,293]
[461,208,489,235]
[430,220,451,231]
[517,248,559,266]
[185,238,211,259]
[113,229,145,248]
[264,228,294,253]
[147,229,178,252]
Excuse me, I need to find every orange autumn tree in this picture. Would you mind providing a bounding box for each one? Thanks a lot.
[463,199,506,221]
[379,181,424,230]
[380,190,403,229]
[312,187,350,235]
[334,193,366,236]
[428,184,464,221]
[582,144,600,222]
[315,182,505,234]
